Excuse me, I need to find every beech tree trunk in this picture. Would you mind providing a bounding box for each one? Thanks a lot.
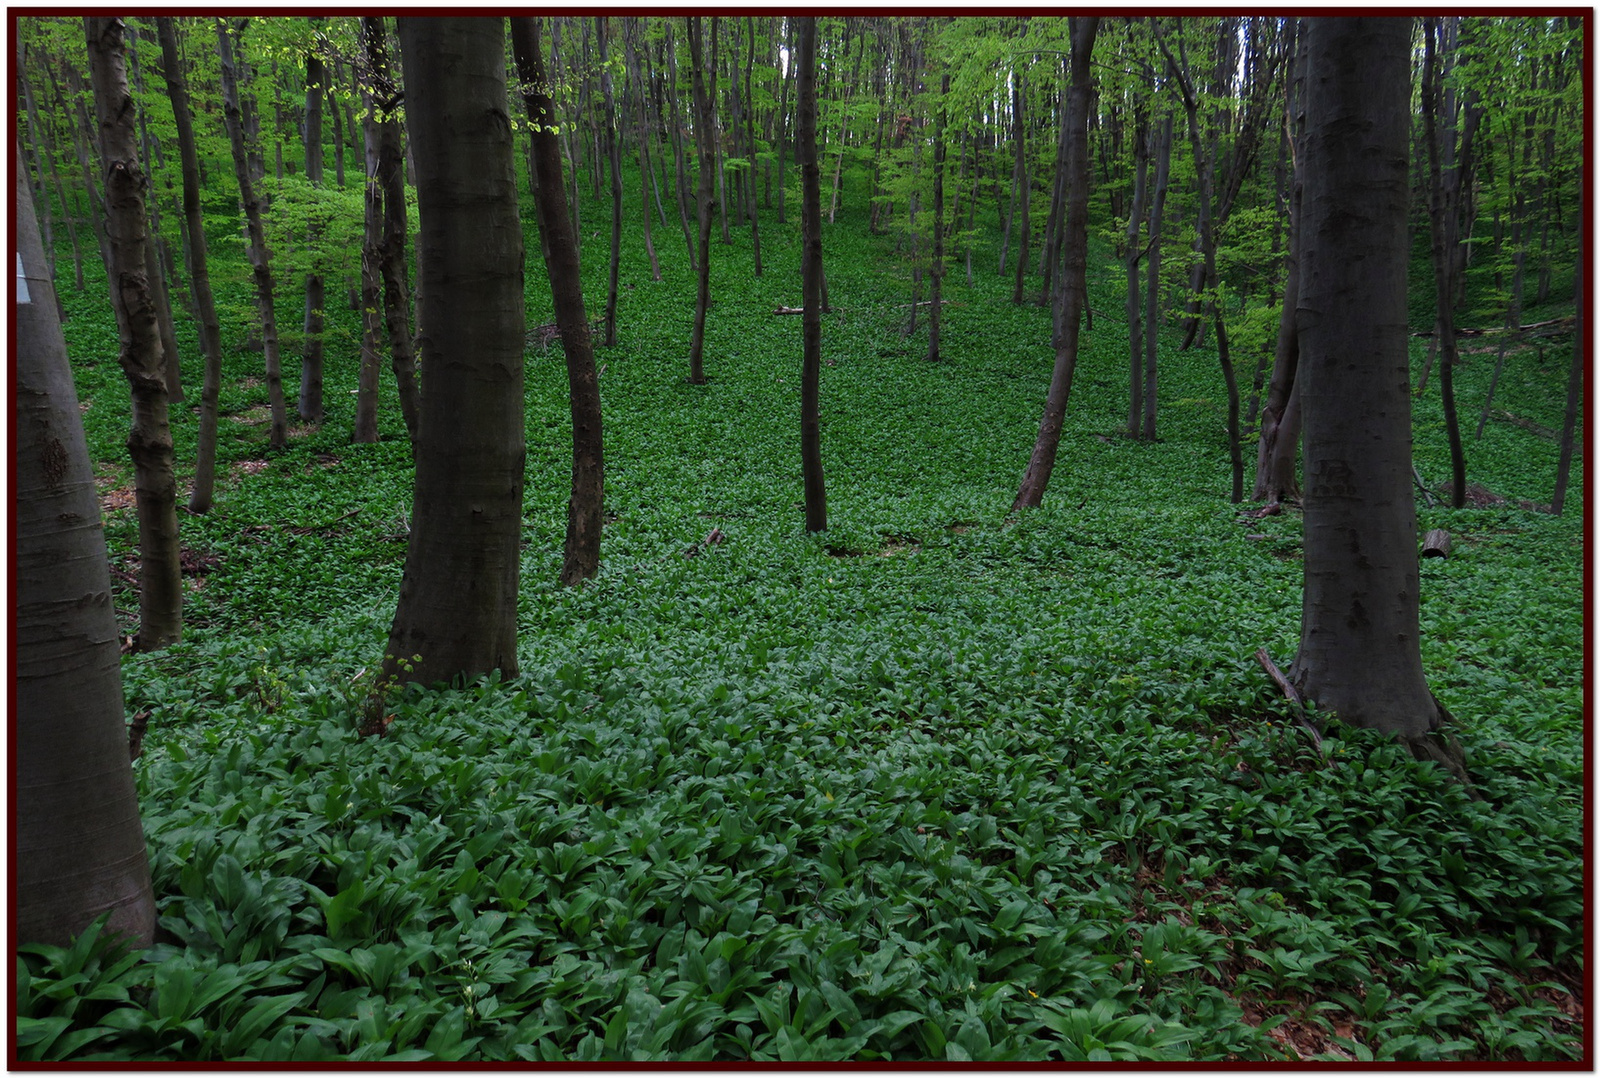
[299,48,325,425]
[927,73,947,363]
[598,17,624,347]
[353,35,384,446]
[217,18,288,450]
[364,16,421,443]
[1013,18,1098,512]
[623,19,661,282]
[1144,111,1171,441]
[687,16,716,385]
[384,17,526,686]
[1125,103,1149,437]
[511,17,606,585]
[744,16,764,276]
[156,17,224,514]
[17,145,156,949]
[86,16,182,651]
[796,16,828,534]
[1294,17,1468,783]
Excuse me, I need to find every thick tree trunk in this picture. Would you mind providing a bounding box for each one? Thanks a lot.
[217,18,288,450]
[1013,19,1099,512]
[16,147,156,949]
[795,17,828,534]
[384,17,527,686]
[364,17,421,443]
[299,49,325,425]
[157,17,224,514]
[1294,17,1467,782]
[512,18,606,585]
[87,16,182,651]
[687,16,716,385]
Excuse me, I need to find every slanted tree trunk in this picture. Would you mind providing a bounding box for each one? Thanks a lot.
[157,17,224,514]
[512,17,605,585]
[364,16,420,443]
[299,48,325,425]
[1294,16,1468,783]
[795,16,828,534]
[1013,18,1099,512]
[687,16,716,385]
[384,17,526,686]
[927,73,948,363]
[217,18,288,450]
[86,16,182,651]
[16,145,156,949]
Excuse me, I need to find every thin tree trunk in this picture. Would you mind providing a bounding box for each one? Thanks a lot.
[1551,199,1582,515]
[1011,71,1030,303]
[16,144,156,950]
[216,18,288,449]
[512,17,605,584]
[624,19,661,282]
[1421,17,1468,508]
[1143,111,1172,441]
[745,16,764,276]
[299,49,325,425]
[927,73,948,363]
[86,16,182,651]
[1013,19,1099,511]
[1125,104,1149,437]
[384,17,526,686]
[157,17,224,514]
[664,21,696,270]
[687,16,716,384]
[599,17,624,347]
[776,16,791,225]
[354,69,383,446]
[796,17,828,534]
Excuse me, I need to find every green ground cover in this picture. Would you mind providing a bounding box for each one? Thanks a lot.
[19,166,1584,1061]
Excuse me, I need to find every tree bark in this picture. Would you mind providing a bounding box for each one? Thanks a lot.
[598,17,625,347]
[299,48,325,425]
[687,16,716,385]
[1143,110,1171,441]
[1294,16,1468,782]
[511,17,606,585]
[16,144,156,949]
[744,16,764,276]
[86,16,182,651]
[1551,171,1583,516]
[1013,18,1099,512]
[353,24,384,445]
[217,18,288,450]
[384,17,526,685]
[623,19,661,282]
[1125,102,1149,437]
[927,73,948,363]
[364,16,421,443]
[156,17,224,514]
[796,17,828,534]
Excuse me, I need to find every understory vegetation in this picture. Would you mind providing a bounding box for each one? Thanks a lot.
[20,152,1584,1061]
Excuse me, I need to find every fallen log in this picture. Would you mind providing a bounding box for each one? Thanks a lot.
[1422,529,1451,559]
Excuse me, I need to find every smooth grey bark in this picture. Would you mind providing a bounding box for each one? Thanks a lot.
[384,17,526,686]
[17,143,156,950]
[156,17,224,513]
[511,16,606,585]
[87,16,182,651]
[796,16,828,533]
[1294,16,1468,783]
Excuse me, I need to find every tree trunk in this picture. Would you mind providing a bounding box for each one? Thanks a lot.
[687,16,716,385]
[1010,75,1031,301]
[1551,195,1582,516]
[775,16,792,225]
[663,21,696,269]
[511,18,606,585]
[299,49,325,425]
[1013,18,1099,512]
[86,16,183,652]
[364,16,421,443]
[927,73,947,363]
[623,19,661,282]
[796,17,828,534]
[1294,17,1467,782]
[744,16,764,276]
[18,43,85,292]
[156,17,224,514]
[216,18,288,450]
[16,144,156,949]
[1143,111,1172,441]
[353,61,383,446]
[598,17,624,347]
[1125,103,1149,438]
[384,17,526,686]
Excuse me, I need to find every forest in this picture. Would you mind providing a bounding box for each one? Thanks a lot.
[14,14,1586,1063]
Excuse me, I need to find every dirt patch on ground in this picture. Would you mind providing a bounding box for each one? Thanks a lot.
[1440,481,1549,513]
[229,404,273,425]
[230,459,270,481]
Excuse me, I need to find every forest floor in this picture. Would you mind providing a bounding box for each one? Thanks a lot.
[23,181,1585,1062]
